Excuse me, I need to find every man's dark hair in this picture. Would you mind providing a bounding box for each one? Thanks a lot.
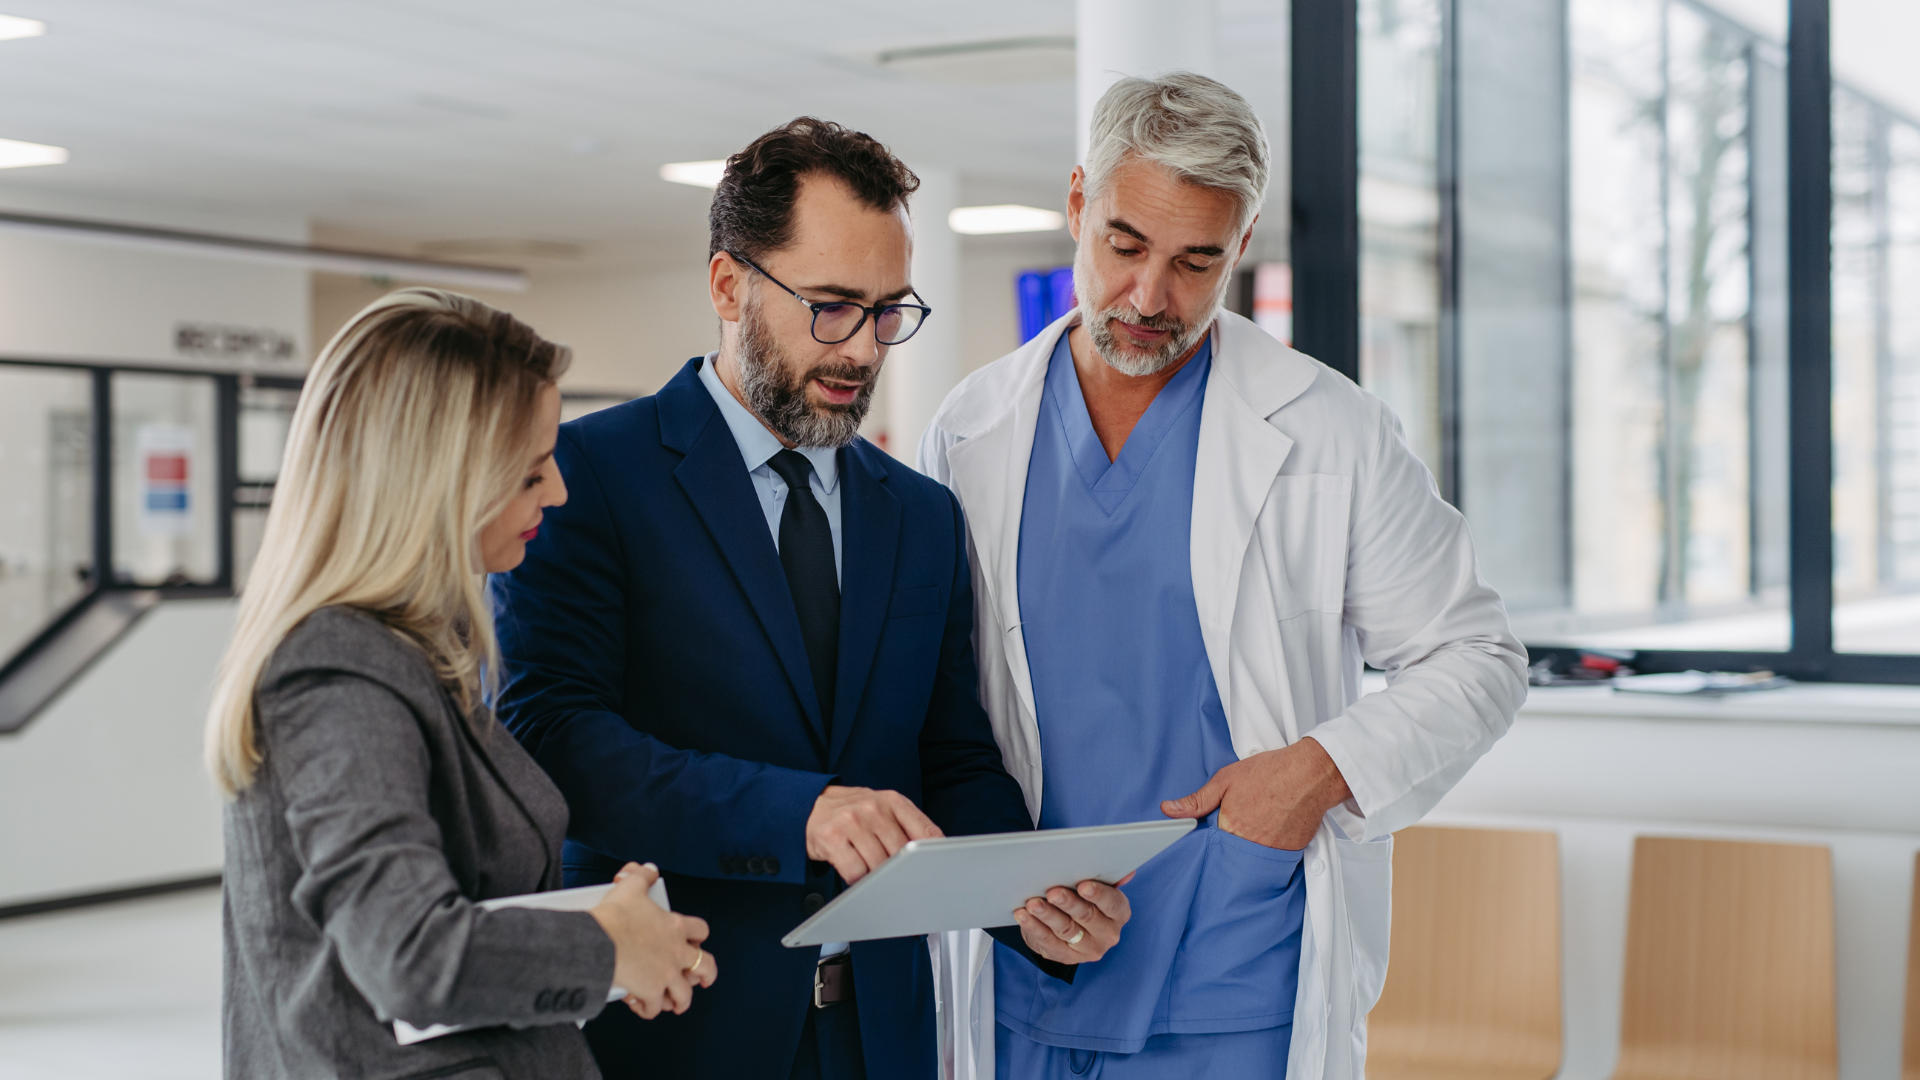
[709,117,920,262]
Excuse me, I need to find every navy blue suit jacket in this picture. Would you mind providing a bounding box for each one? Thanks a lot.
[491,358,1038,1079]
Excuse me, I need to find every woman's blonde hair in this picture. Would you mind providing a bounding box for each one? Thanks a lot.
[206,288,570,796]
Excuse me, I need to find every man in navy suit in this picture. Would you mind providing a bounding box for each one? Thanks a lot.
[492,118,1134,1080]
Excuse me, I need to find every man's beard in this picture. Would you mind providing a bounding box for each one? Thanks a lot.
[1074,256,1223,377]
[735,295,877,449]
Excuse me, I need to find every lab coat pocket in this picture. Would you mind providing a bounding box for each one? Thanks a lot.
[1333,835,1393,1016]
[1260,474,1352,620]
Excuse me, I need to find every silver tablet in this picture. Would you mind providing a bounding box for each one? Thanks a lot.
[782,818,1196,948]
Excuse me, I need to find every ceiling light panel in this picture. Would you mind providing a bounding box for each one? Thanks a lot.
[0,13,44,41]
[660,160,727,189]
[876,35,1075,85]
[948,205,1065,235]
[0,137,67,169]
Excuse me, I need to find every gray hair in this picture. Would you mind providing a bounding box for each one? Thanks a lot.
[1084,72,1271,232]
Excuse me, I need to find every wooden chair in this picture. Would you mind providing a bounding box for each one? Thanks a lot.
[1905,852,1919,1080]
[1611,836,1837,1080]
[1366,825,1562,1080]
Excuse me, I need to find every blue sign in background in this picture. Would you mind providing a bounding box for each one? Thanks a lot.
[1015,266,1076,344]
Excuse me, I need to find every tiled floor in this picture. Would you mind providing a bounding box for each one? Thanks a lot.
[0,888,221,1080]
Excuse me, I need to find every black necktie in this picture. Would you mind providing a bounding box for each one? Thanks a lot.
[768,450,839,731]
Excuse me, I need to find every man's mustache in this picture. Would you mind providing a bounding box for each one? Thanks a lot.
[799,363,875,388]
[1100,309,1188,334]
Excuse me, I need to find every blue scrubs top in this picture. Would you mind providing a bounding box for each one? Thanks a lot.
[994,332,1307,1055]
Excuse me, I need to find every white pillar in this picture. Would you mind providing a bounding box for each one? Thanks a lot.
[887,166,961,467]
[1076,0,1217,162]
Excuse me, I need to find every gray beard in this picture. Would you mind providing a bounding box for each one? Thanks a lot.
[1074,262,1222,377]
[734,295,876,449]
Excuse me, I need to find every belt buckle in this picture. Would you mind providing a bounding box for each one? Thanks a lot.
[813,953,852,1009]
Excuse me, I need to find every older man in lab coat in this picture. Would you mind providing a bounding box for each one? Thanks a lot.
[919,73,1528,1079]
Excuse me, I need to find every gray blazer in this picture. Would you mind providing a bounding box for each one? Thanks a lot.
[222,606,616,1080]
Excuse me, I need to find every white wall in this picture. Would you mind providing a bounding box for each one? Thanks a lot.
[0,187,309,369]
[312,257,717,397]
[0,599,233,907]
[958,232,1079,381]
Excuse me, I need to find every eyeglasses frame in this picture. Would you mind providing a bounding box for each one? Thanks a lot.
[727,251,932,346]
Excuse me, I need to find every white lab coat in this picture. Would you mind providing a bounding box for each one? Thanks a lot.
[917,310,1528,1080]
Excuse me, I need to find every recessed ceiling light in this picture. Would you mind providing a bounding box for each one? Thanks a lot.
[0,137,67,169]
[0,14,45,41]
[948,205,1065,235]
[660,160,727,189]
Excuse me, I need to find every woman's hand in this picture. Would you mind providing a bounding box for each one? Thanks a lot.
[588,863,716,1019]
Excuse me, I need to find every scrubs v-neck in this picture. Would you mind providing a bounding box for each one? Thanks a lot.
[993,332,1306,1071]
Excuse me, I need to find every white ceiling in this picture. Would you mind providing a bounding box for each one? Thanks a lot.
[0,0,1093,252]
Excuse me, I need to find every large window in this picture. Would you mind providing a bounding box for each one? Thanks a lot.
[1359,0,1446,484]
[1548,0,1790,650]
[1341,0,1918,679]
[1831,70,1920,653]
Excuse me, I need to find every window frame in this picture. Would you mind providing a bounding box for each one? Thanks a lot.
[1293,0,1920,682]
[0,355,303,731]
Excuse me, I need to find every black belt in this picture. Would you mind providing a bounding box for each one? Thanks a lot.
[813,953,854,1009]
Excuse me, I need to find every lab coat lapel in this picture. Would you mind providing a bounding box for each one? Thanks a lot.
[663,378,829,750]
[828,444,898,769]
[1190,313,1318,722]
[943,322,1058,736]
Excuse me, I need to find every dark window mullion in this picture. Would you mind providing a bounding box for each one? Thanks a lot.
[1291,0,1361,384]
[89,368,113,592]
[1436,0,1463,507]
[216,375,239,590]
[1786,0,1834,673]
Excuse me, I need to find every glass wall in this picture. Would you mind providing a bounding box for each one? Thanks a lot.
[235,384,298,589]
[112,372,221,588]
[1554,0,1787,650]
[0,367,93,666]
[1404,0,1794,652]
[1216,0,1293,306]
[1830,0,1920,652]
[1358,0,1445,483]
[1348,0,1920,675]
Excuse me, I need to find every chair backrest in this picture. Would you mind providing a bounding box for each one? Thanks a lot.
[1366,825,1562,1080]
[1905,852,1919,1080]
[1614,836,1837,1080]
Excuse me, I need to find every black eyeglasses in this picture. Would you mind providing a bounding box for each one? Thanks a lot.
[729,252,932,346]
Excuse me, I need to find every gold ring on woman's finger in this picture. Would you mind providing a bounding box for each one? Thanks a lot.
[687,950,705,975]
[1065,928,1086,946]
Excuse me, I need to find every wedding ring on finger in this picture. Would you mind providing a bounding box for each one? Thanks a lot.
[1065,928,1086,946]
[687,950,705,975]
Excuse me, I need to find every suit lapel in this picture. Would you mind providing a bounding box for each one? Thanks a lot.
[661,361,828,749]
[827,444,899,768]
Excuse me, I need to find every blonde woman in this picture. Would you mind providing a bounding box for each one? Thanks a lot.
[208,289,715,1080]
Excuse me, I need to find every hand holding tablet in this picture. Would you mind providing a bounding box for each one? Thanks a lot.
[1011,871,1137,964]
[782,819,1195,949]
